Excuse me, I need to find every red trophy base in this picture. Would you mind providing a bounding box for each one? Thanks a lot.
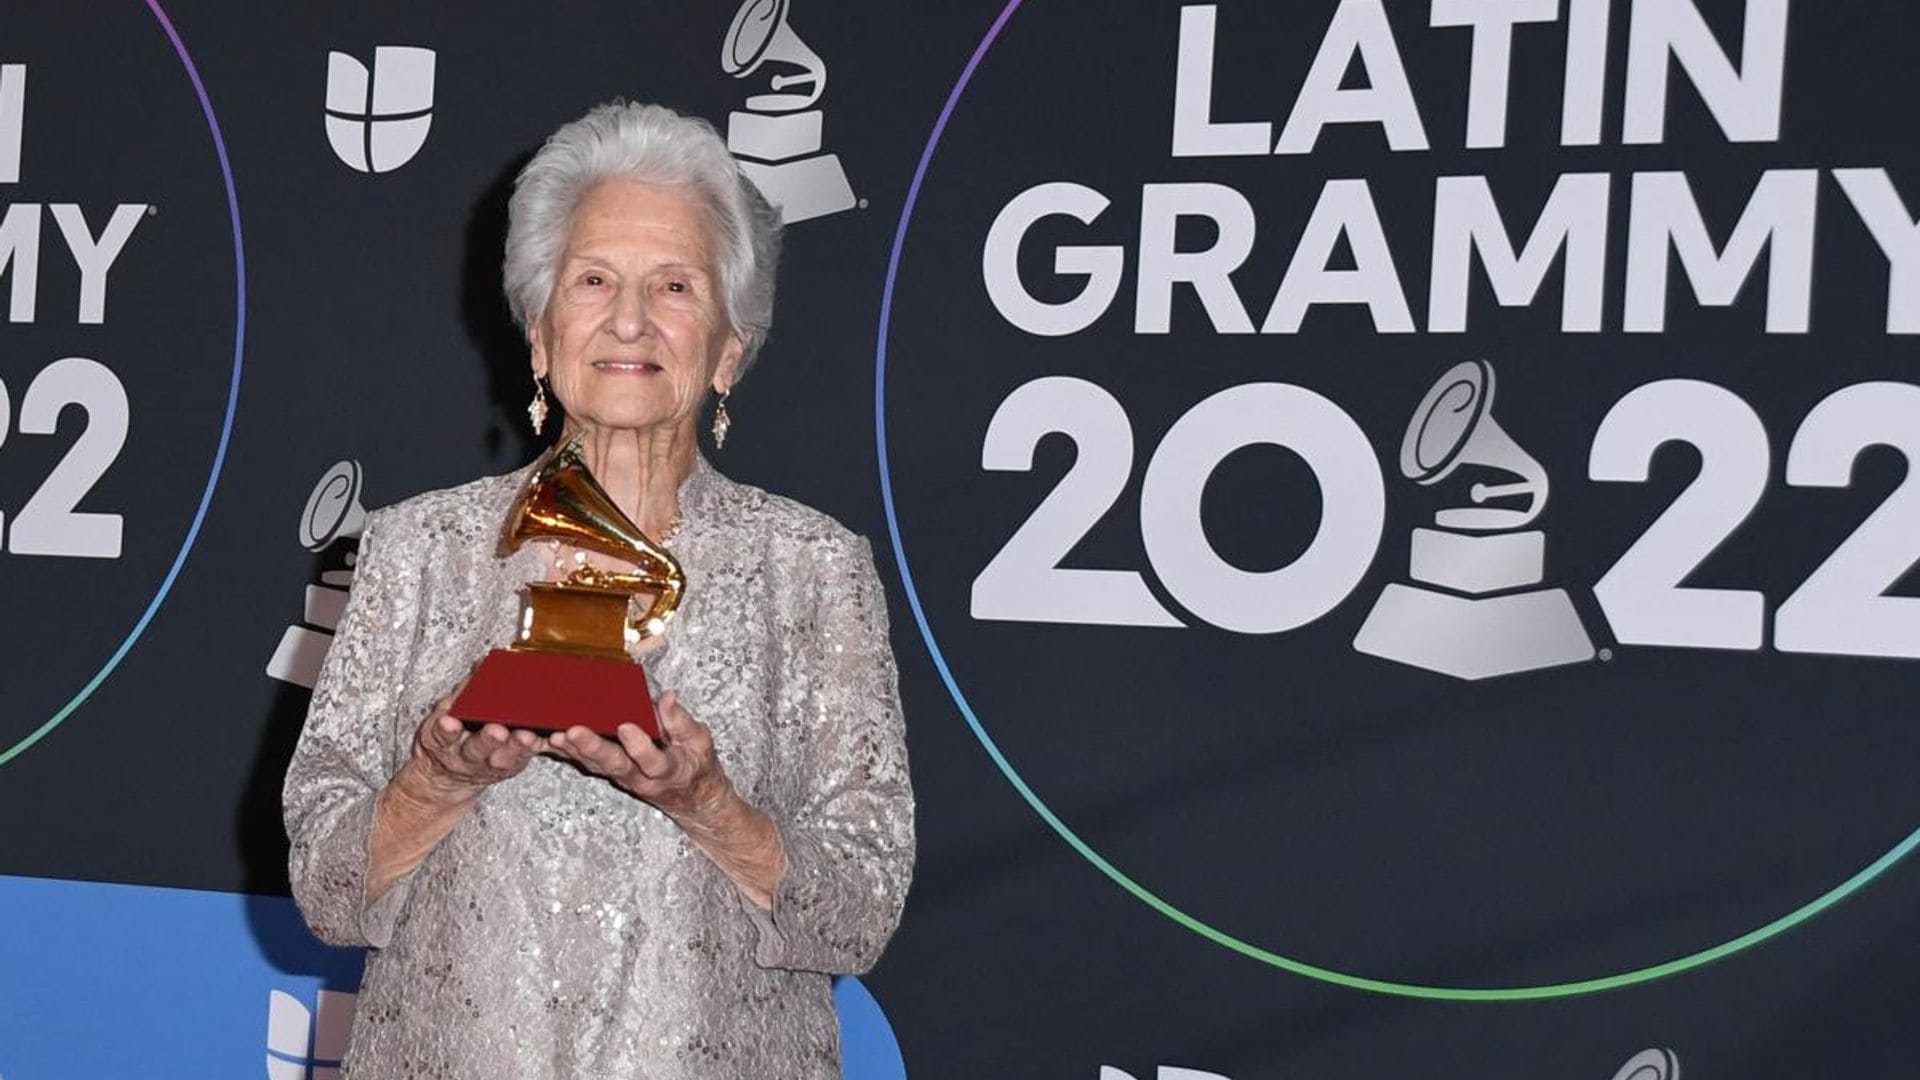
[449,649,660,740]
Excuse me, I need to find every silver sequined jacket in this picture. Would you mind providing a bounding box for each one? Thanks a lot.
[283,457,915,1079]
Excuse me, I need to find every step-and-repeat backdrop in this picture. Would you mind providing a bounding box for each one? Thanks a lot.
[5,2,1920,1077]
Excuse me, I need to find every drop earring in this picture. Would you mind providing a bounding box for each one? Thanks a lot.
[528,376,550,436]
[711,390,732,449]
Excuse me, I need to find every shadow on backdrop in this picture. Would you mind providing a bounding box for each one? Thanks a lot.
[463,151,543,467]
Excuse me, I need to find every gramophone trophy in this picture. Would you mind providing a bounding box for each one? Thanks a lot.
[449,437,685,738]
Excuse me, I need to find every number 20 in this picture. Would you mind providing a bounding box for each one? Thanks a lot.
[970,377,1384,634]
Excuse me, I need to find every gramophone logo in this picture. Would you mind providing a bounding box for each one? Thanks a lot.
[266,987,354,1080]
[719,0,857,223]
[1096,1048,1679,1080]
[1352,360,1595,680]
[324,46,435,174]
[266,461,369,689]
[1610,1049,1680,1080]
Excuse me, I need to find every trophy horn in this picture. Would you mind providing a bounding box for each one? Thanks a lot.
[502,437,686,637]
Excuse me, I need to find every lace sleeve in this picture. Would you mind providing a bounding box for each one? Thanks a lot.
[746,534,915,974]
[283,510,422,948]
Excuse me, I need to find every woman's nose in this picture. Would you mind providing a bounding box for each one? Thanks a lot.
[610,284,651,340]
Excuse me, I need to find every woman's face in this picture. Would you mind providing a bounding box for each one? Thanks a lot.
[531,179,743,439]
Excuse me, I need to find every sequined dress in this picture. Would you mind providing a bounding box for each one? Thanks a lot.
[283,456,915,1079]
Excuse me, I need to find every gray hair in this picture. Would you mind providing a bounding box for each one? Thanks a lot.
[503,101,783,376]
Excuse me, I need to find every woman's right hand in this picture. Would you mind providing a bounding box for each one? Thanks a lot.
[366,687,544,901]
[392,685,546,810]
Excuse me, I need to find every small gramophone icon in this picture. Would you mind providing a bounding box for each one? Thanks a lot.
[266,460,368,689]
[1352,360,1594,679]
[720,0,857,223]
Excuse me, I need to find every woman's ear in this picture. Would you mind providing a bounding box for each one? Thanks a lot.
[713,334,745,395]
[529,323,549,380]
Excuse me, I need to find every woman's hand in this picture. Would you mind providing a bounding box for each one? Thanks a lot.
[548,692,786,907]
[366,682,545,901]
[398,688,547,810]
[546,692,725,817]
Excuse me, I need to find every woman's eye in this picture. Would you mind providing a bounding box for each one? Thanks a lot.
[582,273,606,287]
[665,280,689,294]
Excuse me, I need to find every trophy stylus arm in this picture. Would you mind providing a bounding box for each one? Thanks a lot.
[566,566,686,639]
[567,564,681,593]
[568,567,688,614]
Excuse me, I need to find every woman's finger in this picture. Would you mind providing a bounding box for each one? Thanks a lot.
[613,722,661,766]
[486,738,538,775]
[453,723,512,768]
[655,693,692,742]
[617,724,673,779]
[653,695,716,764]
[552,726,642,782]
[417,711,462,751]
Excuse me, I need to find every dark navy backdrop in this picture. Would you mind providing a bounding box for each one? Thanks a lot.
[3,3,1919,1078]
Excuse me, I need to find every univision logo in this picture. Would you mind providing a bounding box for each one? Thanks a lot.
[324,46,435,174]
[266,988,354,1080]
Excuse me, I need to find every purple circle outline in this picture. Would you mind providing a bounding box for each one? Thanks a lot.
[0,3,247,766]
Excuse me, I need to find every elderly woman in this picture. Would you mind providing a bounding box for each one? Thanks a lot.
[283,102,913,1078]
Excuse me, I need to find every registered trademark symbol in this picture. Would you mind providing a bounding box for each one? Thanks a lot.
[146,205,158,216]
[857,197,869,209]
[1598,648,1614,662]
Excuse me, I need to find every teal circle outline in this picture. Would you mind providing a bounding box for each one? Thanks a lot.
[870,0,1920,1000]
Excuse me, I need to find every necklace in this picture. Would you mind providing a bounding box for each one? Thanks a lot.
[657,511,685,546]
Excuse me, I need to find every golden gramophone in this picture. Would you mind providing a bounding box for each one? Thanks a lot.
[450,436,685,738]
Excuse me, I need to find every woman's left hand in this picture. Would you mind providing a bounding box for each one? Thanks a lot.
[547,691,728,820]
[547,691,787,905]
